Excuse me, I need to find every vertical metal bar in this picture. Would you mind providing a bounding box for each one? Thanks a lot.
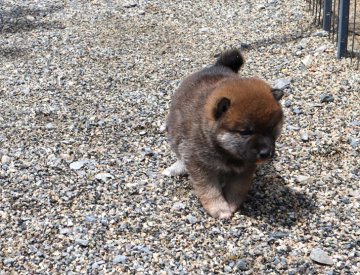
[332,0,336,42]
[337,0,350,58]
[336,0,341,45]
[323,0,332,31]
[350,0,357,63]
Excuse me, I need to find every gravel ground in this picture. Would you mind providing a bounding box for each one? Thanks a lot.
[0,0,359,273]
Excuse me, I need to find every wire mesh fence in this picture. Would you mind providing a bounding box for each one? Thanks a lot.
[306,0,359,69]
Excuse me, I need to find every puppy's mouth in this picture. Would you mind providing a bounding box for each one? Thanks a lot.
[255,157,271,165]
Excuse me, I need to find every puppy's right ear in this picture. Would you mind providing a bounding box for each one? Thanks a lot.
[214,97,231,119]
[271,89,284,101]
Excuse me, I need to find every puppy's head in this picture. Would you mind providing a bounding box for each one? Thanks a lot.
[205,78,284,164]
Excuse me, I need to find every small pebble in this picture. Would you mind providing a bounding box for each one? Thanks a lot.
[310,247,333,266]
[95,172,114,181]
[316,45,327,52]
[75,239,89,247]
[300,131,309,141]
[186,215,197,224]
[1,155,11,164]
[320,94,334,103]
[69,160,87,170]
[312,30,328,37]
[273,78,291,90]
[296,175,312,184]
[85,215,97,222]
[123,2,137,8]
[113,255,127,264]
[171,202,185,211]
[284,100,292,108]
[237,259,248,271]
[4,258,16,265]
[292,107,303,115]
[302,55,313,67]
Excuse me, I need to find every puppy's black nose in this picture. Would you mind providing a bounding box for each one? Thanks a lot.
[259,148,272,159]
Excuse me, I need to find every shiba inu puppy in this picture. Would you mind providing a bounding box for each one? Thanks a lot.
[163,49,284,219]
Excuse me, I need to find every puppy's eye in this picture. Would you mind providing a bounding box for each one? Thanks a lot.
[238,129,253,136]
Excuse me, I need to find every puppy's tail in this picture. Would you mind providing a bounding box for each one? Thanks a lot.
[215,49,244,73]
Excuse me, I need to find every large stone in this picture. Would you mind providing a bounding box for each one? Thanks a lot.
[310,247,333,265]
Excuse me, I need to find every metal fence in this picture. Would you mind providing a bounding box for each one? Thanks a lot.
[307,0,359,69]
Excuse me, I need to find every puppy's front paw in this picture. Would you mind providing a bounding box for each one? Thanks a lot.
[204,201,234,219]
[217,210,233,219]
[162,160,187,177]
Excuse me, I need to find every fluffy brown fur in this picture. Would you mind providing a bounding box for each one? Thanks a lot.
[163,49,284,219]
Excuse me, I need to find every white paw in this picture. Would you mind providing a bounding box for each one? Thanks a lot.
[162,160,187,177]
[218,210,233,219]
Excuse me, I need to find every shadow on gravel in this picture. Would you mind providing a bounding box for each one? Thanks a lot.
[242,165,316,229]
[0,46,29,60]
[0,5,64,33]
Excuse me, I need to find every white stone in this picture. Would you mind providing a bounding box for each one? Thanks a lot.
[310,247,333,265]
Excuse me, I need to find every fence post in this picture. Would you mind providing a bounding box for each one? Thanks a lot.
[323,0,332,31]
[337,0,350,58]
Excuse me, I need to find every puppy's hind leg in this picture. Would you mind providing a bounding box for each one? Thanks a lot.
[162,159,187,177]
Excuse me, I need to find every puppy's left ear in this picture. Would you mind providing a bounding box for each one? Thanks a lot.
[214,97,231,119]
[271,89,284,101]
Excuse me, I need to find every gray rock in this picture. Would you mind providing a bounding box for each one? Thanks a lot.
[95,172,114,181]
[284,100,292,108]
[302,55,313,67]
[349,189,359,198]
[237,259,248,271]
[92,260,105,269]
[298,38,308,49]
[22,87,31,95]
[320,94,334,103]
[123,2,137,8]
[186,215,197,224]
[75,238,89,247]
[348,137,359,148]
[296,175,312,184]
[300,131,309,141]
[269,231,289,240]
[1,155,11,164]
[312,30,328,37]
[310,247,333,265]
[350,121,360,127]
[240,43,251,49]
[85,215,97,222]
[287,125,300,131]
[273,78,291,90]
[292,107,303,115]
[171,202,185,211]
[69,160,88,170]
[46,123,54,129]
[199,27,210,33]
[159,124,167,133]
[316,45,327,52]
[92,262,100,269]
[59,227,72,235]
[113,255,127,264]
[101,218,109,226]
[4,258,16,265]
